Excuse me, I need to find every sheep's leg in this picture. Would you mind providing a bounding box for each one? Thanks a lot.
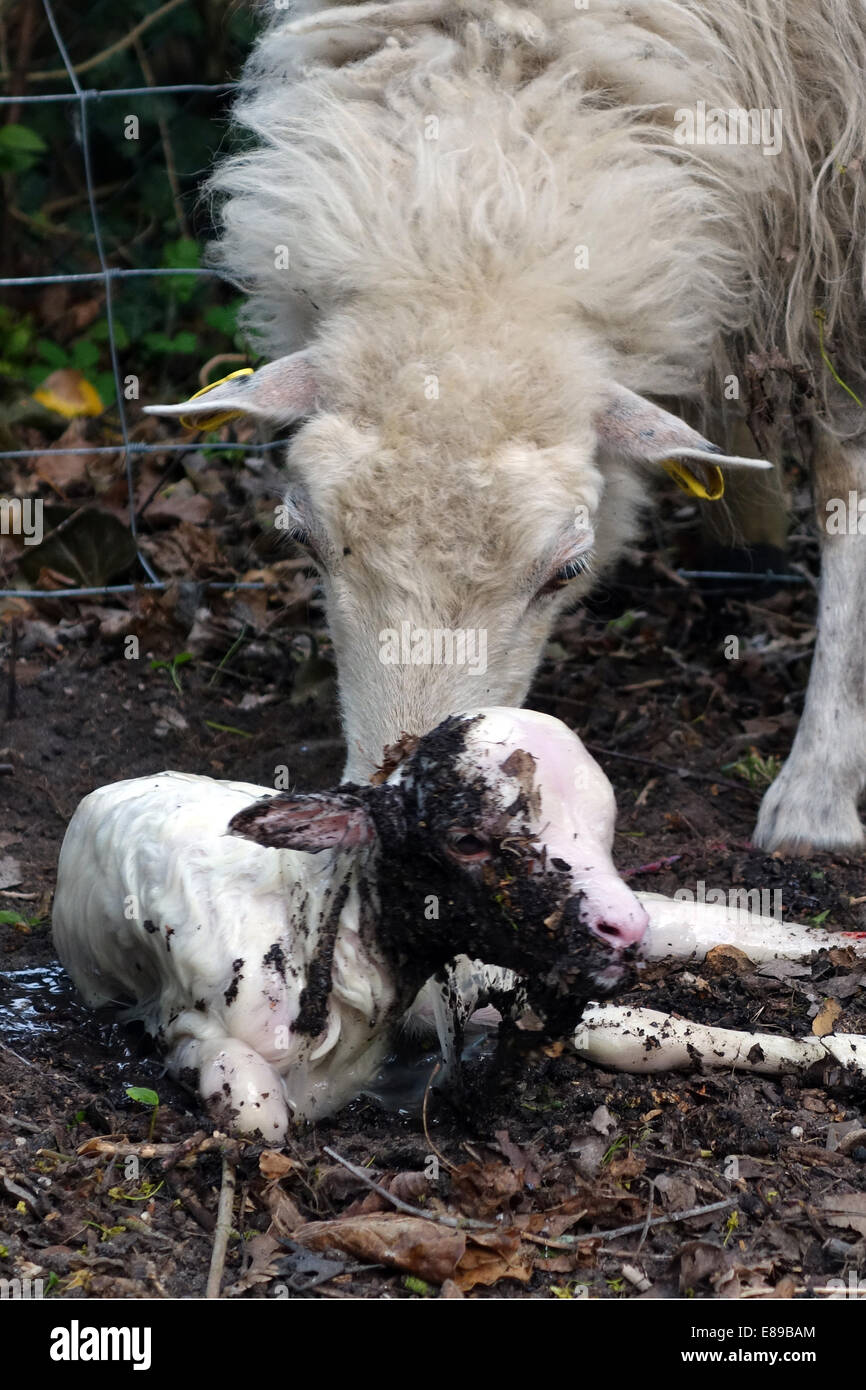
[754,434,866,853]
[168,1031,290,1142]
[638,893,866,965]
[574,1004,866,1081]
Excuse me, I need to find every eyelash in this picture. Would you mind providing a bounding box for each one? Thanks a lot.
[536,553,593,597]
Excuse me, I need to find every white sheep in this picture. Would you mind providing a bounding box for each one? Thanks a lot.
[52,708,647,1140]
[147,1,866,855]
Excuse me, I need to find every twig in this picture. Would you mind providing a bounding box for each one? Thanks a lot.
[206,1154,237,1298]
[421,1061,456,1173]
[26,0,187,82]
[164,1171,216,1233]
[584,742,757,796]
[635,1178,656,1252]
[588,1197,736,1244]
[322,1147,735,1247]
[0,1040,32,1067]
[199,354,248,389]
[322,1145,496,1231]
[134,34,191,238]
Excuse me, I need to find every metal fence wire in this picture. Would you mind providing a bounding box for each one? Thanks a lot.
[0,0,801,601]
[0,0,280,601]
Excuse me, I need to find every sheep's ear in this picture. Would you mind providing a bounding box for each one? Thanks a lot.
[143,353,318,430]
[228,792,376,853]
[596,384,772,501]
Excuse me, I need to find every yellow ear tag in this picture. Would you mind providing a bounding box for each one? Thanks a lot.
[661,457,725,502]
[178,367,254,430]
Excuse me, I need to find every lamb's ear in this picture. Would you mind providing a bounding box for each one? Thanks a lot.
[143,353,318,430]
[596,384,772,501]
[228,791,376,853]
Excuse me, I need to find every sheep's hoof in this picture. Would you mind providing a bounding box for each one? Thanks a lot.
[753,767,865,856]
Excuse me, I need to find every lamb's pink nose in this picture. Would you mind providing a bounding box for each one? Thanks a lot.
[582,887,649,951]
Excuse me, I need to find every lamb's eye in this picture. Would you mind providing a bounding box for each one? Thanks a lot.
[446,829,491,862]
[536,555,591,599]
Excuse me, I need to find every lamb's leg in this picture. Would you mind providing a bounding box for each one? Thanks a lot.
[169,1032,290,1142]
[754,434,866,853]
[574,1004,866,1081]
[638,893,866,964]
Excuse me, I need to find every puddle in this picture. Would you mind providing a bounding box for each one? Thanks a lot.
[0,962,83,1046]
[363,1027,498,1113]
[0,963,499,1115]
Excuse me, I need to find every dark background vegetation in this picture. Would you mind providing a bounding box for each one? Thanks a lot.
[1,0,253,439]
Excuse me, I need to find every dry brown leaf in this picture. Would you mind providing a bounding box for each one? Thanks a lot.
[258,1151,297,1180]
[263,1188,305,1237]
[812,998,842,1037]
[294,1213,465,1284]
[822,1193,866,1237]
[450,1161,523,1218]
[704,944,753,975]
[454,1230,533,1292]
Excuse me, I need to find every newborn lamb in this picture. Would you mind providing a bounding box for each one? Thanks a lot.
[52,708,647,1140]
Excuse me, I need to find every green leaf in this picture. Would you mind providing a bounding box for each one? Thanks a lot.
[0,910,24,925]
[0,124,47,173]
[171,331,198,354]
[36,339,70,368]
[71,338,100,370]
[126,1087,159,1108]
[0,124,47,153]
[162,237,200,270]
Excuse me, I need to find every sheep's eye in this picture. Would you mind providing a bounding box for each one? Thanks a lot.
[288,526,321,564]
[535,555,591,599]
[445,829,491,862]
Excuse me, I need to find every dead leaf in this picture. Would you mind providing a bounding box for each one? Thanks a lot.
[704,944,753,975]
[259,1151,298,1180]
[144,479,212,526]
[263,1188,305,1237]
[223,1233,282,1296]
[454,1229,533,1291]
[139,521,226,580]
[0,855,22,890]
[450,1161,523,1218]
[822,1193,866,1237]
[294,1213,465,1284]
[494,1129,542,1188]
[32,368,103,419]
[812,999,842,1037]
[18,508,136,587]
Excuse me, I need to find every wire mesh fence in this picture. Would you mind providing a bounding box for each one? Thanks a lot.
[0,0,802,600]
[0,0,277,599]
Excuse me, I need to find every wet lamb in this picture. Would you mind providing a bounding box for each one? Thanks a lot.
[52,708,647,1140]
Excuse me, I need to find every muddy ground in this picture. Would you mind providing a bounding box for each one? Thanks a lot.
[0,456,865,1299]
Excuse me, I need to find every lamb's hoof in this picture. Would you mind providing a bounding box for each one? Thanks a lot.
[753,768,865,856]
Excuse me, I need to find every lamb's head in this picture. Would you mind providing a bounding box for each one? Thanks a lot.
[228,707,647,1037]
[147,330,770,782]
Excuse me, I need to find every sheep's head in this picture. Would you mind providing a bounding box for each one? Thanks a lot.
[228,708,647,1038]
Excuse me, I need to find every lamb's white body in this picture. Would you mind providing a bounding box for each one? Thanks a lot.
[52,708,648,1139]
[52,772,393,1136]
[149,1,866,855]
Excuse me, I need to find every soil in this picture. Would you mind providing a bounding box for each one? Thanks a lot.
[0,479,865,1300]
